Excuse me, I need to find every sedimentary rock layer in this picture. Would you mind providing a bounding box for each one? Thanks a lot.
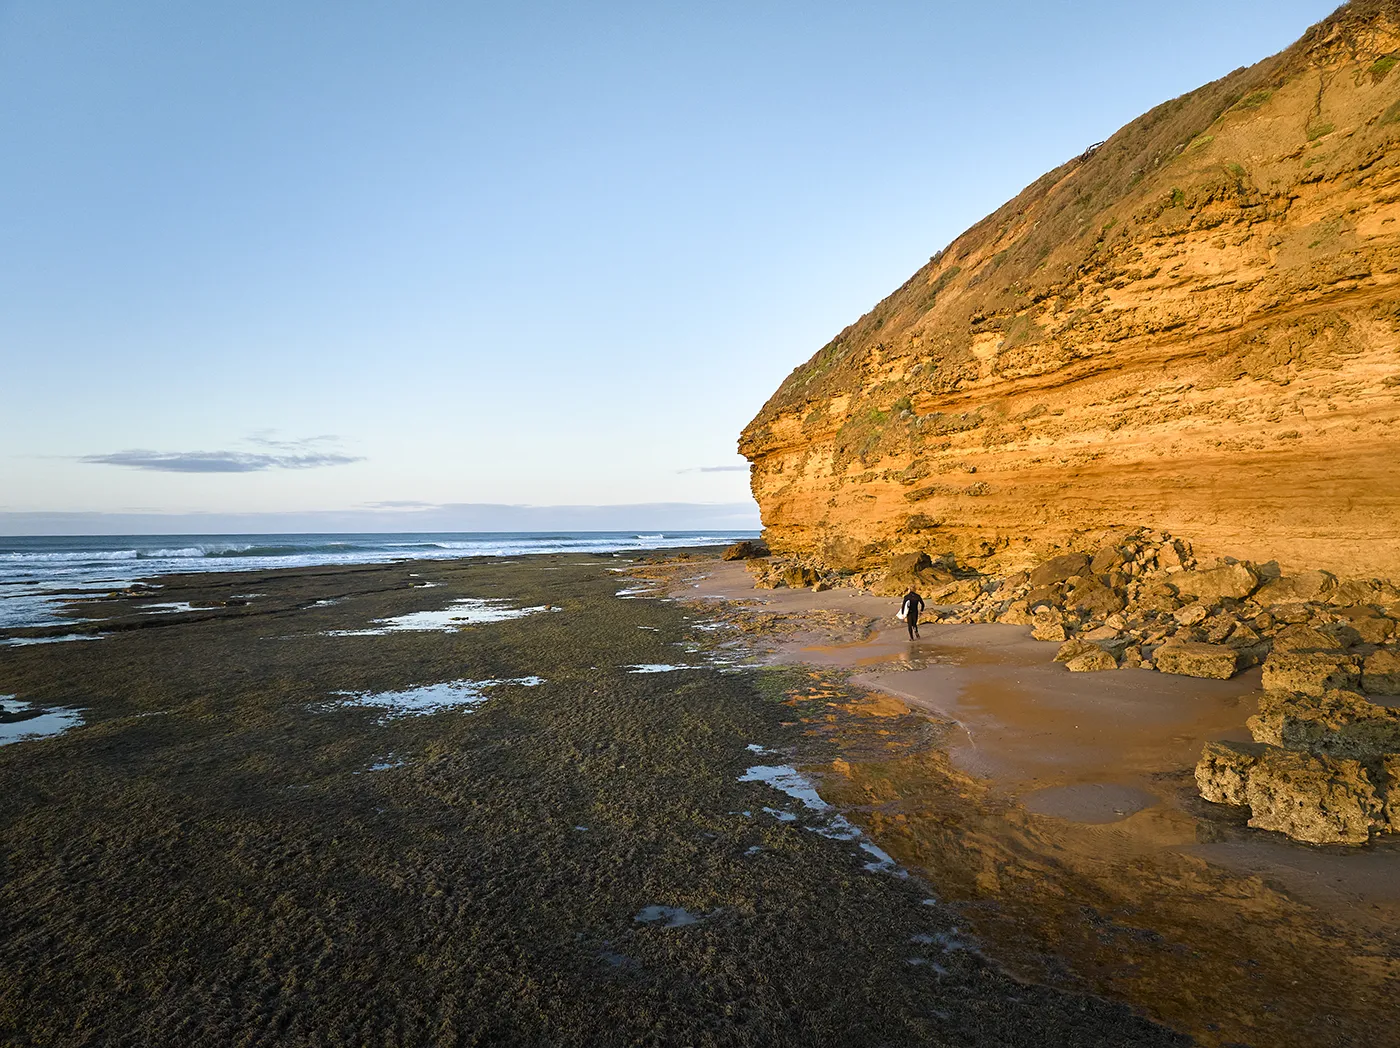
[740,1,1400,579]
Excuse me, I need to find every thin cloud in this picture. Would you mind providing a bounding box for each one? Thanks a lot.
[677,465,749,474]
[80,449,364,473]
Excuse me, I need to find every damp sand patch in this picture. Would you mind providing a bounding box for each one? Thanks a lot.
[325,598,558,636]
[325,677,544,720]
[1020,783,1160,824]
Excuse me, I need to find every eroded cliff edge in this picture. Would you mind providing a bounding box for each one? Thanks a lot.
[740,0,1400,581]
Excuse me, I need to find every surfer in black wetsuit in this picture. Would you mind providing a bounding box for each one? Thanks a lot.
[900,588,924,640]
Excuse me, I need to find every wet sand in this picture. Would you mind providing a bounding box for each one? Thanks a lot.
[675,560,1400,1047]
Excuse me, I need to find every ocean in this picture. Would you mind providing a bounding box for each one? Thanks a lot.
[0,531,758,632]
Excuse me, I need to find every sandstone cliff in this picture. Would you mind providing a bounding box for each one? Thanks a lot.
[740,0,1400,581]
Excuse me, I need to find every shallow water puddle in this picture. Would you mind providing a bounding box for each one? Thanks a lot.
[0,633,101,647]
[326,598,557,635]
[138,602,199,614]
[328,676,544,719]
[624,663,699,674]
[739,762,906,875]
[0,696,83,745]
[634,905,704,928]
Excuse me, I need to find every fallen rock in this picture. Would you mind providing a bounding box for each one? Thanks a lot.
[1261,651,1363,695]
[1255,570,1338,605]
[1195,740,1267,806]
[722,540,770,561]
[1031,620,1067,642]
[995,599,1034,626]
[1271,624,1339,652]
[1247,689,1400,759]
[1244,748,1382,845]
[1066,577,1125,616]
[1362,648,1400,695]
[1173,562,1259,603]
[1154,642,1240,680]
[1065,647,1119,672]
[1173,602,1210,626]
[1027,553,1091,588]
[1054,639,1099,664]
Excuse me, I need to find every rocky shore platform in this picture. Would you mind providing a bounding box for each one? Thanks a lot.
[0,549,1195,1048]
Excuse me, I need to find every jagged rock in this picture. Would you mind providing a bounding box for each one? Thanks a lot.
[1271,624,1340,652]
[1225,623,1262,649]
[1157,540,1192,573]
[888,551,933,576]
[1248,689,1400,760]
[1065,647,1118,672]
[782,564,820,589]
[1173,563,1260,603]
[1261,651,1363,695]
[1382,756,1400,831]
[1027,553,1091,588]
[1054,639,1099,664]
[1256,570,1338,605]
[1331,606,1396,645]
[1024,585,1062,611]
[1272,603,1315,625]
[1154,642,1240,680]
[1031,620,1067,642]
[722,540,770,561]
[996,599,1034,625]
[1362,648,1400,695]
[930,578,982,603]
[1329,579,1400,607]
[1195,740,1266,806]
[1066,577,1125,616]
[1243,749,1382,846]
[1172,603,1210,626]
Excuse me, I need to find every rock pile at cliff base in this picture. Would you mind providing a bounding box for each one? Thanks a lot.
[745,527,1400,844]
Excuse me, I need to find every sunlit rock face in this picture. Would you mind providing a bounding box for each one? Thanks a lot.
[741,1,1400,580]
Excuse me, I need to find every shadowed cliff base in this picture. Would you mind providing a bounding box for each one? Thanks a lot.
[740,0,1400,579]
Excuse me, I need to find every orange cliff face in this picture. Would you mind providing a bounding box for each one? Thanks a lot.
[740,1,1400,581]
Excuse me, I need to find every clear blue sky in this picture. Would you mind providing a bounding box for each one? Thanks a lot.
[0,0,1339,532]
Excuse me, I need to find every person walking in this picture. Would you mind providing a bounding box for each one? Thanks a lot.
[900,587,925,640]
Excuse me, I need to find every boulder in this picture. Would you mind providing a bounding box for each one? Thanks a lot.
[1329,578,1400,607]
[1066,577,1126,616]
[1243,749,1382,845]
[1173,562,1260,603]
[1157,539,1192,572]
[1255,570,1338,605]
[1054,639,1099,664]
[1173,602,1210,626]
[930,578,982,603]
[888,551,934,576]
[1362,648,1400,695]
[1195,740,1266,805]
[1261,651,1362,695]
[1024,584,1062,610]
[722,540,770,561]
[1247,689,1400,759]
[1382,756,1400,832]
[1330,606,1396,645]
[1066,647,1118,672]
[1154,642,1241,680]
[1271,624,1340,652]
[1031,620,1067,642]
[1027,553,1091,588]
[996,599,1035,626]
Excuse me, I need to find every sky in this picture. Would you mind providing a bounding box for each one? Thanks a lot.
[0,0,1340,533]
